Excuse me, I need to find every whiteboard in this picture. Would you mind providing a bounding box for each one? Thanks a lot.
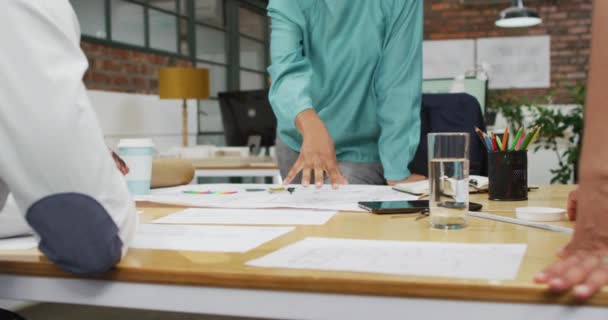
[476,35,550,89]
[423,39,476,79]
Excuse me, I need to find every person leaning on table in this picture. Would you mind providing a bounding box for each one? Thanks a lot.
[0,0,136,275]
[534,0,608,301]
[267,0,426,188]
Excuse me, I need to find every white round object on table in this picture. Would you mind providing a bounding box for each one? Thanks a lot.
[515,207,566,222]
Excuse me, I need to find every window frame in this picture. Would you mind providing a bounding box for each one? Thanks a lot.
[73,0,270,143]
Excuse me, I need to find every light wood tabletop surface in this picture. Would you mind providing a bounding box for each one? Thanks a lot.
[1,184,606,306]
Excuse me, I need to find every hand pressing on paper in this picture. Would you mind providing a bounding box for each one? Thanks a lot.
[110,149,130,176]
[283,110,348,189]
[387,174,426,186]
[534,185,608,300]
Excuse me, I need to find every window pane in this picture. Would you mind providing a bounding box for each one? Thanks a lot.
[111,0,145,46]
[240,71,265,90]
[199,100,223,133]
[197,63,227,97]
[149,9,177,52]
[145,0,176,12]
[239,7,265,40]
[70,0,106,38]
[195,0,224,28]
[196,26,226,63]
[240,37,265,71]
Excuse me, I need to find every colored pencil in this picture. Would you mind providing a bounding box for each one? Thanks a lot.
[490,132,498,151]
[518,126,537,151]
[502,128,509,151]
[510,128,523,151]
[515,130,526,150]
[496,135,503,151]
[484,133,493,151]
[474,127,489,151]
[522,126,542,150]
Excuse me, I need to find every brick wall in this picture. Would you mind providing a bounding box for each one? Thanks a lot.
[81,41,192,94]
[425,0,592,103]
[81,0,592,103]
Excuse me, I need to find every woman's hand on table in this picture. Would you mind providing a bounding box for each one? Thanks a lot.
[535,186,608,300]
[284,109,348,189]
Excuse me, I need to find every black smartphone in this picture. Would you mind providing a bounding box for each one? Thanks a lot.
[358,200,483,214]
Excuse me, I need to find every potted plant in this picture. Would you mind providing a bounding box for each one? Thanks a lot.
[527,85,585,184]
[489,84,585,184]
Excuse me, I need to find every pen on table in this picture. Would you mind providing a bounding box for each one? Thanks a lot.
[502,127,509,151]
[510,127,523,151]
[467,211,573,234]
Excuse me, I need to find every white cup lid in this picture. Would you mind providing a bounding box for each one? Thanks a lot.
[515,207,566,222]
[118,139,155,148]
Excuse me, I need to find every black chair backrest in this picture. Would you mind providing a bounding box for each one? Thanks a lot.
[408,93,488,176]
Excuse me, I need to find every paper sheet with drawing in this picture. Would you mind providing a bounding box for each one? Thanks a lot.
[247,237,527,280]
[152,208,337,226]
[131,224,294,252]
[135,184,417,211]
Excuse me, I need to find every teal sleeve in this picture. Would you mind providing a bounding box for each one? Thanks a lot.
[374,0,423,181]
[267,1,313,129]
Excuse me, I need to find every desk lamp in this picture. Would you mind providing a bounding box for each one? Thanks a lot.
[159,67,210,147]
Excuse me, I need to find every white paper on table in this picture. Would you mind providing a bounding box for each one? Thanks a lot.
[247,237,527,281]
[0,236,37,250]
[134,184,417,212]
[131,224,294,252]
[151,208,337,226]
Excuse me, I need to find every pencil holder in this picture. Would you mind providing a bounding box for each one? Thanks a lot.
[488,151,528,201]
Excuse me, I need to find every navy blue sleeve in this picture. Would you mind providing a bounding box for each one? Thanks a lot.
[26,193,123,275]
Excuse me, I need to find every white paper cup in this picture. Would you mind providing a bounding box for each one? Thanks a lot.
[117,139,155,195]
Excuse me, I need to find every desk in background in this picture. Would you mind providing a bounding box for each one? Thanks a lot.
[0,185,607,320]
[191,157,281,184]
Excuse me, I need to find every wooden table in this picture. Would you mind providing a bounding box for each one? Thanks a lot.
[192,157,281,183]
[0,185,607,319]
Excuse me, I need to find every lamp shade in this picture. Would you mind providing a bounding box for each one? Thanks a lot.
[496,0,542,28]
[158,67,210,99]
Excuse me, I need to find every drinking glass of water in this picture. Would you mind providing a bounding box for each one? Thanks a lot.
[428,133,470,229]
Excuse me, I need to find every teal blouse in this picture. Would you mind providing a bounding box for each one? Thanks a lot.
[267,0,423,180]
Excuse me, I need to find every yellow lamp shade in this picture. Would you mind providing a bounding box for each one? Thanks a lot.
[158,67,210,100]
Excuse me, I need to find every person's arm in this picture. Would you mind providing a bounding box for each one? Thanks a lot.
[0,0,136,275]
[267,1,346,188]
[534,0,608,300]
[373,1,424,184]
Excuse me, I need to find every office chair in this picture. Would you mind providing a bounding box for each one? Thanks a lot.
[0,309,27,320]
[408,93,488,177]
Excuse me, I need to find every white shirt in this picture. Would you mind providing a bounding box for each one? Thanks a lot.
[0,0,136,259]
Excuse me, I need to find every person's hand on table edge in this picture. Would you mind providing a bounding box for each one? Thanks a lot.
[283,109,348,189]
[110,148,130,176]
[534,185,608,301]
[387,174,426,186]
